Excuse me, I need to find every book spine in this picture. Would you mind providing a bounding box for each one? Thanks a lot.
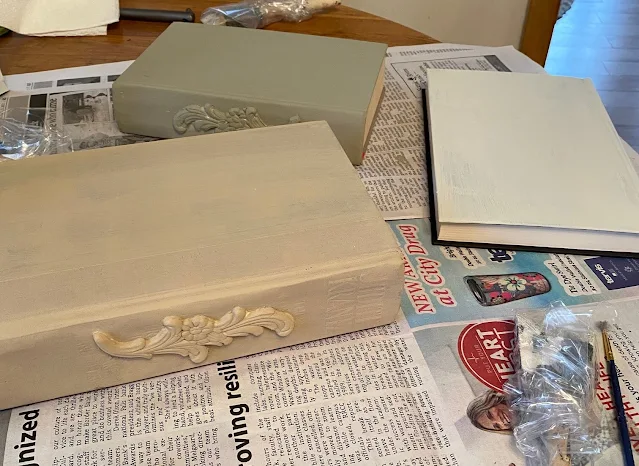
[0,251,402,409]
[112,84,366,164]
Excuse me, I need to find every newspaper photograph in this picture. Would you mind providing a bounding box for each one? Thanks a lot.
[2,320,471,466]
[390,217,639,328]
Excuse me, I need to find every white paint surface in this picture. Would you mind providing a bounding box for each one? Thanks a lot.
[427,69,639,253]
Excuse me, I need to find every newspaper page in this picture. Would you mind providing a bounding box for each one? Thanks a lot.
[2,320,471,466]
[389,217,639,329]
[360,44,639,220]
[0,61,157,157]
[414,298,639,465]
[387,217,639,465]
[0,88,157,155]
[2,61,132,94]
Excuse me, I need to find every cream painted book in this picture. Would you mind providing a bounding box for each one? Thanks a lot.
[0,121,403,409]
[425,69,639,256]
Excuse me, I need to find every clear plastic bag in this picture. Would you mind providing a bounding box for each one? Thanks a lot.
[201,0,340,28]
[0,108,73,161]
[505,301,602,465]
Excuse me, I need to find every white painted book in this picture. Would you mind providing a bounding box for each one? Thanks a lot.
[424,69,639,256]
[0,121,403,409]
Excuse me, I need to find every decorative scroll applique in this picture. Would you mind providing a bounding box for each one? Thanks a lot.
[93,306,294,363]
[172,104,300,135]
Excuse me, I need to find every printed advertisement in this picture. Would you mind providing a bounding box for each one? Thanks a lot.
[414,321,522,466]
[392,218,639,328]
[413,298,639,465]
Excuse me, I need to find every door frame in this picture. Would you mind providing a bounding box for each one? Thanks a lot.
[520,0,562,65]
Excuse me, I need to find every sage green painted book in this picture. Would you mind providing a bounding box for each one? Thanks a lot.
[113,23,387,165]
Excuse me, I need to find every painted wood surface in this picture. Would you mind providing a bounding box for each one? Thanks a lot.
[0,122,403,409]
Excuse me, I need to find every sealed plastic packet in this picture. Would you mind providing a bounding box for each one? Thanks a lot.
[505,301,603,465]
[201,0,340,28]
[0,108,73,160]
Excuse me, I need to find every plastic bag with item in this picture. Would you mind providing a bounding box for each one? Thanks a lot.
[0,108,73,161]
[201,0,340,28]
[504,301,603,466]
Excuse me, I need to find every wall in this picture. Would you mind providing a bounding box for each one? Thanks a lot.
[342,0,530,48]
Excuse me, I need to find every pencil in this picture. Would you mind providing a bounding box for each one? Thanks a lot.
[601,321,636,466]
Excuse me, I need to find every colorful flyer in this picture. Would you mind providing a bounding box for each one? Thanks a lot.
[391,219,639,328]
[585,256,639,290]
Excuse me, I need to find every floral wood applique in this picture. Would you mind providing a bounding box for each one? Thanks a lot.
[93,306,294,363]
[172,104,301,135]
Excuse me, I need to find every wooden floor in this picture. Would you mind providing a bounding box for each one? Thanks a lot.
[545,0,639,152]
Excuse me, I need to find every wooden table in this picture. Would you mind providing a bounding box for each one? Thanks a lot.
[0,0,437,75]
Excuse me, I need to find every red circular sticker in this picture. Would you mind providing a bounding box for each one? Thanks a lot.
[457,320,516,393]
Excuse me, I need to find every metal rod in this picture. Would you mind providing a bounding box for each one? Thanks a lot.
[120,8,195,23]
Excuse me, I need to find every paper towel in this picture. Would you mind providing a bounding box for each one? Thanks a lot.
[0,0,118,36]
[34,26,108,37]
[0,70,8,96]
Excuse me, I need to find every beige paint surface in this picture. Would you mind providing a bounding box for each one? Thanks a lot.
[343,0,529,47]
[0,121,403,409]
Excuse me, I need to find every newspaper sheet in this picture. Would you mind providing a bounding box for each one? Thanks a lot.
[2,61,132,94]
[389,218,639,329]
[0,61,156,156]
[415,298,639,466]
[359,44,639,220]
[388,217,639,464]
[2,319,471,466]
